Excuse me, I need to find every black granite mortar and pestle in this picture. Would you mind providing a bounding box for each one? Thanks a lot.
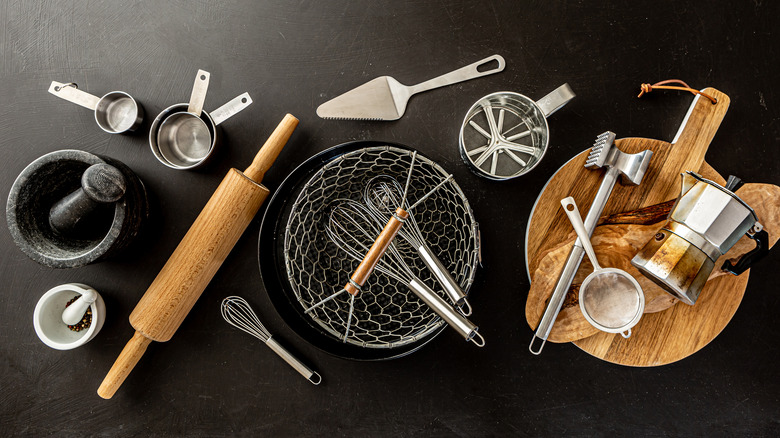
[6,150,149,268]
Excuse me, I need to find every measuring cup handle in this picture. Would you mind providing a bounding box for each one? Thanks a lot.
[536,83,576,118]
[621,329,632,338]
[188,70,210,115]
[408,55,506,96]
[211,92,253,126]
[48,81,100,111]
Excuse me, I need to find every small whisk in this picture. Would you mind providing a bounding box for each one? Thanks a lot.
[221,296,322,385]
[327,200,485,347]
[364,176,472,315]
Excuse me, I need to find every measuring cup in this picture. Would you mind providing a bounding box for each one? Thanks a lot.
[459,84,575,180]
[48,81,144,134]
[561,196,644,338]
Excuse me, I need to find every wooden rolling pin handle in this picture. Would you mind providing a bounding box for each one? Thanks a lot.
[243,114,299,183]
[344,208,409,296]
[97,331,152,399]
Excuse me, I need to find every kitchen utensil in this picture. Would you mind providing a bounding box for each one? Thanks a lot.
[632,172,770,305]
[155,70,212,166]
[316,55,505,120]
[34,283,106,350]
[49,163,126,237]
[459,84,575,180]
[7,150,149,269]
[529,131,652,354]
[48,81,143,134]
[97,114,298,399]
[149,93,253,169]
[302,152,421,321]
[328,200,485,346]
[364,176,472,315]
[221,296,321,385]
[524,88,741,365]
[561,197,644,337]
[62,287,97,325]
[303,156,455,326]
[258,142,479,360]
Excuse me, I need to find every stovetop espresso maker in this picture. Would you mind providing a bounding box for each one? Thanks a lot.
[632,171,771,305]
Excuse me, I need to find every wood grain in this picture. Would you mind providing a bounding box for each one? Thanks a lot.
[98,116,297,398]
[345,208,409,296]
[527,183,780,343]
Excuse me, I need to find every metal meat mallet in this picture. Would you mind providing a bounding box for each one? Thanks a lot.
[303,153,454,338]
[529,131,652,354]
[363,176,473,315]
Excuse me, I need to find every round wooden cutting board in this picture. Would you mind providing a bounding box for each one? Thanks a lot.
[524,87,780,366]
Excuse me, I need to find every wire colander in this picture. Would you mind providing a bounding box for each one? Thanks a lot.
[278,144,479,353]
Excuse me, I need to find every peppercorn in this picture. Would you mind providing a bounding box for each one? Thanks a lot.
[65,295,92,332]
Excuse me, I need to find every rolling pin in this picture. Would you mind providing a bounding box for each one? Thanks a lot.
[97,114,298,399]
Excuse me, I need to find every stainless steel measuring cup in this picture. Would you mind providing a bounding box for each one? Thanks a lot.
[149,92,253,169]
[48,81,144,134]
[459,84,575,180]
[561,196,644,338]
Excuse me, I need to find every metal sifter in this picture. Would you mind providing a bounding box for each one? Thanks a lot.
[459,84,575,180]
[561,197,644,338]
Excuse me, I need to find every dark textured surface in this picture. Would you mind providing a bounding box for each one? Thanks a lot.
[6,150,147,268]
[1,1,778,436]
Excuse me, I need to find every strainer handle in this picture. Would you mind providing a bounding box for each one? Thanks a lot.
[561,197,602,270]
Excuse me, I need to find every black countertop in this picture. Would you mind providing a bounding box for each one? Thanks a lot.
[1,1,778,436]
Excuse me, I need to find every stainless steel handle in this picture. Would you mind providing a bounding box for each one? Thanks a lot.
[408,55,505,95]
[211,92,253,126]
[188,69,210,115]
[408,278,484,347]
[561,197,601,270]
[48,81,100,111]
[265,337,322,385]
[529,167,619,355]
[417,244,471,315]
[535,83,576,118]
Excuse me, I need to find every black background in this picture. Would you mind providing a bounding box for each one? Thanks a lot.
[2,1,779,436]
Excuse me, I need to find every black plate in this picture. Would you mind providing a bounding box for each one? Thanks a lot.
[258,141,447,360]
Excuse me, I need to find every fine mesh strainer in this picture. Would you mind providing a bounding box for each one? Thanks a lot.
[258,142,480,360]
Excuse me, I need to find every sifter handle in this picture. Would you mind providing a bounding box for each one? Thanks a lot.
[97,331,152,399]
[244,114,299,183]
[344,208,408,296]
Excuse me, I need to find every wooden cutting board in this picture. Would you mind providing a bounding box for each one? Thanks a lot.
[523,87,779,366]
[526,180,780,345]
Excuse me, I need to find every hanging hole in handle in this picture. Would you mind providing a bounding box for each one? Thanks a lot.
[308,371,322,385]
[200,74,206,81]
[458,299,473,317]
[477,59,500,73]
[54,82,78,92]
[621,329,631,338]
[469,331,486,347]
[241,97,247,104]
[529,335,546,355]
[566,204,575,211]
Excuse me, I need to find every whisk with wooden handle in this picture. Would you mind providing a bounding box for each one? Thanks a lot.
[221,296,321,385]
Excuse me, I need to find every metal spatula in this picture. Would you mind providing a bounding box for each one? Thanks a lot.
[316,55,505,121]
